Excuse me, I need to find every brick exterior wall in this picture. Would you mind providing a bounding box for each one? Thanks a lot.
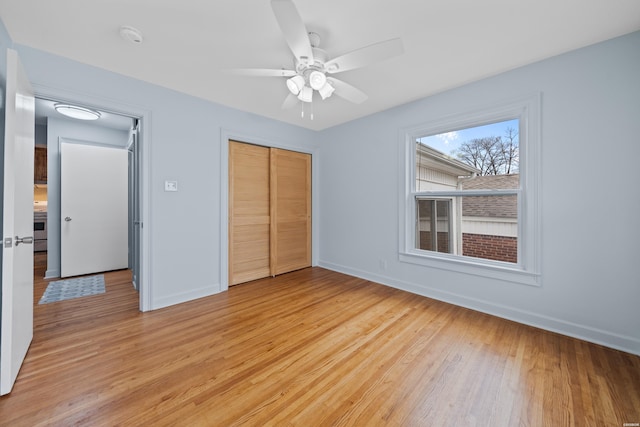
[462,233,517,263]
[419,232,516,263]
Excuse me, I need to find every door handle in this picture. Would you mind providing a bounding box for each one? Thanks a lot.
[65,216,72,222]
[15,236,34,246]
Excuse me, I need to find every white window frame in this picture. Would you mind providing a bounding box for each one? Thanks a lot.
[398,93,541,286]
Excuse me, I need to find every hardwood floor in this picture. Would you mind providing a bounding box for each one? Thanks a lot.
[1,254,639,426]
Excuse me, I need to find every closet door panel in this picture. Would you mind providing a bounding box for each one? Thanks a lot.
[270,148,311,276]
[229,141,270,285]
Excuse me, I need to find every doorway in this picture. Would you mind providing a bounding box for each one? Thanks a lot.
[33,96,145,308]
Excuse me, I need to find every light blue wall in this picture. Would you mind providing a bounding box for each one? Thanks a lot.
[44,117,130,279]
[34,124,46,147]
[1,13,638,354]
[318,31,640,354]
[12,43,319,309]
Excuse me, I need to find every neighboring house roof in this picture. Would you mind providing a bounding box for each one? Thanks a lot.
[416,142,480,177]
[460,174,519,218]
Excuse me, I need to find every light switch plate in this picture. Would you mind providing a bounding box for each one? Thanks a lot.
[164,180,178,192]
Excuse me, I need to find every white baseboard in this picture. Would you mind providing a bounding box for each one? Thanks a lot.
[151,283,222,311]
[318,260,640,356]
[44,269,60,279]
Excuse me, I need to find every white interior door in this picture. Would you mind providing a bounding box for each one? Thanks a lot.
[1,49,35,395]
[60,142,128,278]
[128,124,141,290]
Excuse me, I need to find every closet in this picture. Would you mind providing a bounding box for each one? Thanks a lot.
[229,140,311,286]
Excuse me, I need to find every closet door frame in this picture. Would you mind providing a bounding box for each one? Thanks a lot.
[220,131,318,291]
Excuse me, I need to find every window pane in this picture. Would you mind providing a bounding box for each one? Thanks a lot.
[414,119,520,264]
[416,119,520,191]
[460,194,518,263]
[416,199,433,251]
[416,199,452,254]
[435,200,450,253]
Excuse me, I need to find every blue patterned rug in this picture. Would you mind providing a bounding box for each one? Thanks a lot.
[39,274,106,304]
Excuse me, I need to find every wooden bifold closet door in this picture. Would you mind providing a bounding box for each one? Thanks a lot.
[229,141,311,286]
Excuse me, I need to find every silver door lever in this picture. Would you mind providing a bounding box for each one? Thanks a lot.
[15,236,34,246]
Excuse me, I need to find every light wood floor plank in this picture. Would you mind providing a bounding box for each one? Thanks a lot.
[0,254,638,426]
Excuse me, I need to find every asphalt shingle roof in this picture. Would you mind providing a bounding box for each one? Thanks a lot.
[460,174,518,219]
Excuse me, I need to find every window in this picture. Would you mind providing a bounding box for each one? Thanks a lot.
[416,198,452,254]
[415,124,519,264]
[399,94,541,286]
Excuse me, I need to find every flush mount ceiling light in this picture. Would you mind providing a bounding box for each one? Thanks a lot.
[54,103,101,121]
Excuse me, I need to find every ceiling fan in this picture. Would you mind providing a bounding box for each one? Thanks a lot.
[230,0,404,113]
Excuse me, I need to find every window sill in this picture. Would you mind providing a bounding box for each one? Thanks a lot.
[399,250,541,287]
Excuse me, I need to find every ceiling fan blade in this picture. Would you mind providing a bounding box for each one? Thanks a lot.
[325,38,404,74]
[224,68,297,77]
[281,93,299,110]
[328,78,368,104]
[270,0,314,65]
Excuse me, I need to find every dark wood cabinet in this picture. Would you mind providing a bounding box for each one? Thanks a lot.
[35,146,47,182]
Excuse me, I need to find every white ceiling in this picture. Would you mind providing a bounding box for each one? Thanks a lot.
[2,0,639,131]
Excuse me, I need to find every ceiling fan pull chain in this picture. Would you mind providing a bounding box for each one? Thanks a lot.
[301,102,304,118]
[310,100,314,120]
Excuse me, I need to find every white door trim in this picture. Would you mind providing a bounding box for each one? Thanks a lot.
[32,83,153,311]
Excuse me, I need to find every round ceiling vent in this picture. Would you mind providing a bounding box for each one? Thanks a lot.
[119,26,143,44]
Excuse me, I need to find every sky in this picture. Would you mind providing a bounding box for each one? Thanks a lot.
[417,118,519,157]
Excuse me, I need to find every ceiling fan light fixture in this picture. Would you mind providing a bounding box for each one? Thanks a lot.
[286,75,305,95]
[318,81,335,100]
[54,103,101,121]
[309,70,327,90]
[297,86,313,103]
